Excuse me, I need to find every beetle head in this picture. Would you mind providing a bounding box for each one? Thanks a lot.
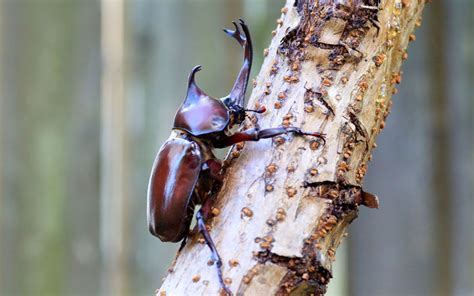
[224,98,266,129]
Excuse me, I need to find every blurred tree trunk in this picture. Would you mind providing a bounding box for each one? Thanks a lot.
[100,0,129,295]
[159,0,425,295]
[0,1,101,295]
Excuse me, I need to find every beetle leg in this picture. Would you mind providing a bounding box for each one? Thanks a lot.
[214,127,325,148]
[196,210,232,295]
[222,19,253,109]
[202,159,223,182]
[178,235,188,253]
[199,197,213,221]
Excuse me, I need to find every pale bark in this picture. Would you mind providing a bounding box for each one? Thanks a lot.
[158,0,425,295]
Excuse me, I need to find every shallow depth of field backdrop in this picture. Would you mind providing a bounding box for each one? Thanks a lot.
[0,1,472,296]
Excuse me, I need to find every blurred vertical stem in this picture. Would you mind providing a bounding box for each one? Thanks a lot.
[100,0,129,294]
[429,1,452,295]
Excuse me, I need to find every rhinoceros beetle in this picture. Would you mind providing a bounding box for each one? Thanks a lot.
[147,19,325,294]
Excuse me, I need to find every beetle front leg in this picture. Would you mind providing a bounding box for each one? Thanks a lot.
[214,127,325,148]
[196,209,232,295]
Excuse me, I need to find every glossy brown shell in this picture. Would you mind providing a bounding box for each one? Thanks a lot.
[173,66,230,136]
[147,137,202,242]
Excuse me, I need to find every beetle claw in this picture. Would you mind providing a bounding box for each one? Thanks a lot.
[306,132,326,146]
[292,129,326,146]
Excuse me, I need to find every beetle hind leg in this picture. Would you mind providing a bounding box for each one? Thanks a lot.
[196,209,232,295]
[178,235,188,253]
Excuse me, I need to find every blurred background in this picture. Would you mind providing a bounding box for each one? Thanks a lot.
[0,0,472,295]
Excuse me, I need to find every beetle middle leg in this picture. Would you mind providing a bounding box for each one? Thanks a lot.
[202,159,223,182]
[196,209,232,295]
[214,127,325,148]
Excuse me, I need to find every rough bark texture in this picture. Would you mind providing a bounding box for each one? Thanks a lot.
[158,0,425,295]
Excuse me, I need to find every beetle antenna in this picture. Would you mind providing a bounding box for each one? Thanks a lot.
[243,106,266,114]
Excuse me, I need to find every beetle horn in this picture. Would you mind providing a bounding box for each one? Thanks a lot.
[222,19,253,109]
[184,65,209,104]
[188,65,201,87]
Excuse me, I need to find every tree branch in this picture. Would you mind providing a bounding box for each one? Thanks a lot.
[158,0,426,295]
